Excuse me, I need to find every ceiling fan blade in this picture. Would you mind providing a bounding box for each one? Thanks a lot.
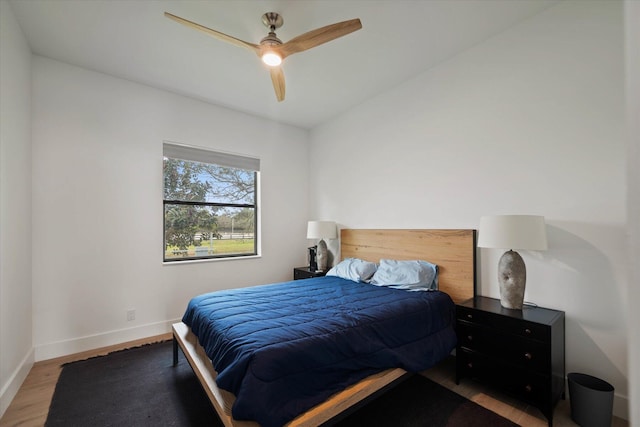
[277,18,362,58]
[269,67,286,102]
[165,12,259,53]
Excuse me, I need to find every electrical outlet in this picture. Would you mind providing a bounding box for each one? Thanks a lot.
[127,309,135,321]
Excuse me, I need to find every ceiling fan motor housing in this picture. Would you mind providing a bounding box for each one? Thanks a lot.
[260,33,282,46]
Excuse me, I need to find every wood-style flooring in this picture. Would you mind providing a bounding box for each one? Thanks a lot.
[0,334,629,427]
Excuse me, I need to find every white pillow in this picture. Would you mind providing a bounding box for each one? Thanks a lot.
[326,258,378,283]
[369,259,438,291]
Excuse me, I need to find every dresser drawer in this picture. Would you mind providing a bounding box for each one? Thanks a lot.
[457,306,549,342]
[457,322,549,372]
[458,349,549,407]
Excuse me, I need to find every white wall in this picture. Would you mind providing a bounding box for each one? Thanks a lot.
[310,0,629,419]
[0,0,33,417]
[625,2,640,425]
[31,57,310,360]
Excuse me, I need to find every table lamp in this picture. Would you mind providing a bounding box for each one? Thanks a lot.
[306,221,337,272]
[478,215,548,309]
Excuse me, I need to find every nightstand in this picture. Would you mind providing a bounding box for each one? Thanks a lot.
[293,267,327,280]
[455,296,565,427]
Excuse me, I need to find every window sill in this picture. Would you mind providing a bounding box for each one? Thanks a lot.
[162,254,261,266]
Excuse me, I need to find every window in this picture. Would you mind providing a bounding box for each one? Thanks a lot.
[163,143,259,262]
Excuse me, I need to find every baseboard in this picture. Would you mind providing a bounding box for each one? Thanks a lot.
[612,391,629,421]
[34,319,180,362]
[0,347,34,419]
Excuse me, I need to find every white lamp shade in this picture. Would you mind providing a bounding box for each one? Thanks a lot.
[478,215,548,251]
[306,221,337,239]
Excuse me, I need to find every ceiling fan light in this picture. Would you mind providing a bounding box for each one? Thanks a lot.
[262,52,282,66]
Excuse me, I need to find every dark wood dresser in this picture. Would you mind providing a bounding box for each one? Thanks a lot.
[456,296,565,426]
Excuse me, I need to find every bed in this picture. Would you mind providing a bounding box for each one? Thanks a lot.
[172,229,476,427]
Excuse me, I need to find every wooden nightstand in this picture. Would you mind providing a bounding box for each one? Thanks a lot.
[293,267,327,280]
[455,296,565,427]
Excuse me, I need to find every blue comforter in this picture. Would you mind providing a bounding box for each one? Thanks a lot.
[182,276,457,427]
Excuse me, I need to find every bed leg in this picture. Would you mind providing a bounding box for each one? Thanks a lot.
[172,335,178,366]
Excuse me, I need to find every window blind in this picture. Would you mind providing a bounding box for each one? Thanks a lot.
[163,142,260,171]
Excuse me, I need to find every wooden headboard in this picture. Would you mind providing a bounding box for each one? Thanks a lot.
[340,229,476,303]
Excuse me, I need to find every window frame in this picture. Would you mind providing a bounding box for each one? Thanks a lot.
[162,142,260,263]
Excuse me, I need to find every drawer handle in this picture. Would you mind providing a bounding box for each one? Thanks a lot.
[524,352,533,360]
[524,328,532,335]
[467,335,473,341]
[467,362,473,369]
[524,384,532,393]
[466,314,473,319]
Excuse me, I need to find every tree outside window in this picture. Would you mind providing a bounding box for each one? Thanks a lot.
[163,144,259,261]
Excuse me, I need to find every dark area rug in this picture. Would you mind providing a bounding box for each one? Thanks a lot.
[45,341,217,427]
[46,341,519,427]
[333,374,518,427]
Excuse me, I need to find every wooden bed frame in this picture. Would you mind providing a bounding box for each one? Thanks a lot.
[172,229,476,427]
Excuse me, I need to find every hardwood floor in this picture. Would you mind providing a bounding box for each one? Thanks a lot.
[1,335,629,427]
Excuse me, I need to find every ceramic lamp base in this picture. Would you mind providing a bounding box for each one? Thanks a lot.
[498,250,526,310]
[316,239,328,272]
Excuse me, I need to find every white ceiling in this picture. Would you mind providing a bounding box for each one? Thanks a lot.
[10,0,559,129]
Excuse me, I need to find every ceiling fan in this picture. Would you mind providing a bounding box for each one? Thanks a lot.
[164,11,362,102]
